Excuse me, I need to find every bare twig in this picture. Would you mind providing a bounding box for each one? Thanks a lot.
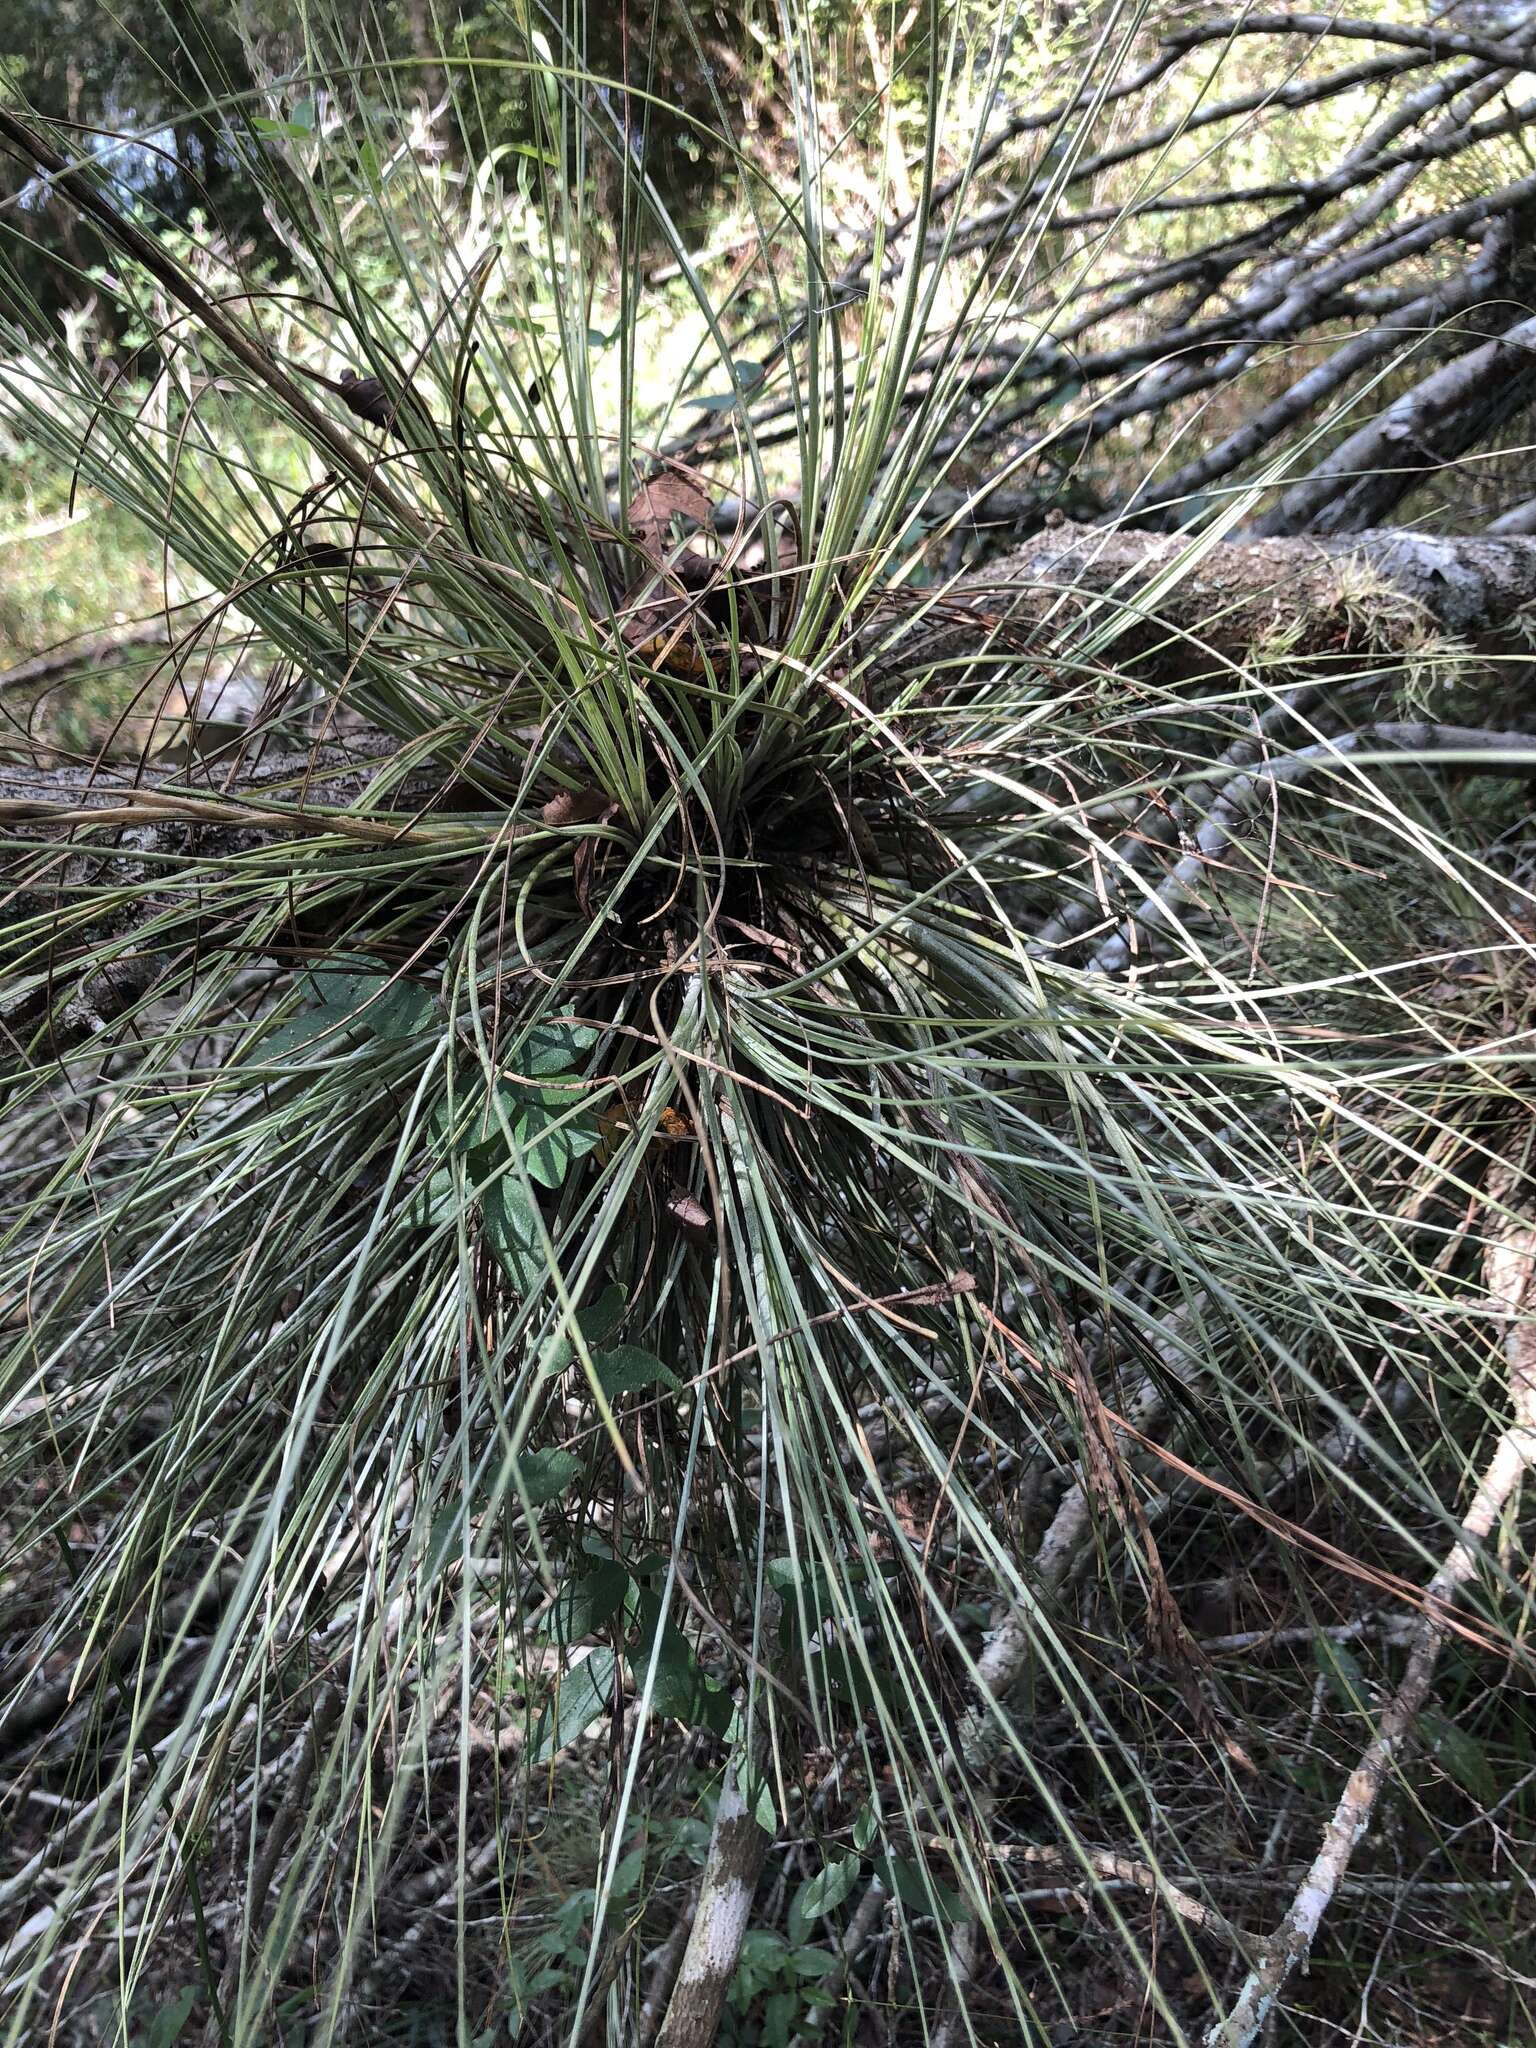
[202,1684,345,2048]
[0,1569,239,1761]
[1202,1156,1536,2048]
[1089,723,1536,974]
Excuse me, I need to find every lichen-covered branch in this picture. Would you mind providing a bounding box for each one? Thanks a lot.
[873,526,1536,681]
[656,1758,771,2048]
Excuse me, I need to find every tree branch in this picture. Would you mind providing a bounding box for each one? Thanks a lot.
[1203,1155,1536,2048]
[1088,722,1536,974]
[1254,311,1536,537]
[872,526,1536,683]
[0,733,480,840]
[656,1750,772,2048]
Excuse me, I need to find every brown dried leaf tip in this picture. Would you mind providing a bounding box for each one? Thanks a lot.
[627,469,714,560]
[542,788,611,829]
[665,1186,712,1245]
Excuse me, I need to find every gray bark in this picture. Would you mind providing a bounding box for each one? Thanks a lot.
[0,734,475,1055]
[1252,312,1536,536]
[1087,722,1536,975]
[1204,1163,1536,2048]
[656,1762,771,2048]
[3,532,1533,848]
[871,525,1536,682]
[0,730,446,833]
[1121,217,1514,525]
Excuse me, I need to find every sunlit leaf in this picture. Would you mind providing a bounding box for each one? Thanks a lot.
[515,1019,598,1076]
[513,1093,600,1187]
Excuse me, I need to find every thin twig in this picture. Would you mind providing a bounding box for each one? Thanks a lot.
[1203,1156,1536,2048]
[1090,724,1536,974]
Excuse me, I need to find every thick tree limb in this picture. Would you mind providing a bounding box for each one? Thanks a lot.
[0,535,1530,873]
[1,533,1529,854]
[874,526,1536,683]
[0,732,465,838]
[656,1754,772,2048]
